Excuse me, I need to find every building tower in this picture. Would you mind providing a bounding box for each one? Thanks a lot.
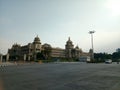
[32,36,42,60]
[65,37,74,59]
[32,35,42,52]
[8,43,21,61]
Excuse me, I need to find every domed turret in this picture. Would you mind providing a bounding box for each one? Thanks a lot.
[66,37,73,44]
[65,37,74,49]
[75,45,82,53]
[75,45,79,49]
[12,43,21,49]
[33,35,41,44]
[65,37,74,59]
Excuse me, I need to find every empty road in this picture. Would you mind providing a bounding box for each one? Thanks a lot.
[0,62,120,90]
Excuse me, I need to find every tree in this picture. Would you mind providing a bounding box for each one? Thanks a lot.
[94,53,112,62]
[112,51,120,61]
[36,52,45,60]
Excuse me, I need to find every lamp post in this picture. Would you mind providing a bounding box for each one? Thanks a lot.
[89,31,95,61]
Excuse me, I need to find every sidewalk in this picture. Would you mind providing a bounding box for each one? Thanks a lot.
[0,62,38,67]
[0,62,16,67]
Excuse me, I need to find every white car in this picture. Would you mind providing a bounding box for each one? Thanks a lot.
[105,59,112,64]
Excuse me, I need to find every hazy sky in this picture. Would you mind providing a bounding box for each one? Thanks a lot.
[0,0,120,54]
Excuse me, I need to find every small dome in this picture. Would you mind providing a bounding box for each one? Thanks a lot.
[75,45,79,49]
[33,35,41,44]
[42,43,51,48]
[12,43,21,49]
[13,43,20,47]
[34,36,40,41]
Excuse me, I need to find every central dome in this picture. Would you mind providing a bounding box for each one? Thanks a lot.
[65,37,74,49]
[66,37,73,45]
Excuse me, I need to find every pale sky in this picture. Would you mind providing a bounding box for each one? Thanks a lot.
[0,0,120,54]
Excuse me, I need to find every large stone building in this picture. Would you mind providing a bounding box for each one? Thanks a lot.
[8,36,42,61]
[7,36,90,61]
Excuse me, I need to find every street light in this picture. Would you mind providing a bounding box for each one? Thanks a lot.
[89,31,95,60]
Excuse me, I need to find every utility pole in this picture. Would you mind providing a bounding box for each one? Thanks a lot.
[89,31,95,61]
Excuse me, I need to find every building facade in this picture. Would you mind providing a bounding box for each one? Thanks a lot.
[65,37,90,60]
[8,36,42,61]
[8,36,90,61]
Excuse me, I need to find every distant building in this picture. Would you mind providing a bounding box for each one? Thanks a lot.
[7,36,90,61]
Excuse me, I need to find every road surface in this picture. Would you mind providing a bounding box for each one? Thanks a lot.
[0,62,120,90]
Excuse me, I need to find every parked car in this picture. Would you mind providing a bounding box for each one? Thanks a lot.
[105,59,112,64]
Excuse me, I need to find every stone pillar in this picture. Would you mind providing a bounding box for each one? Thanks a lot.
[24,54,26,61]
[0,55,3,62]
[6,53,9,62]
[28,55,30,61]
[34,54,36,61]
[69,49,71,58]
[34,55,36,60]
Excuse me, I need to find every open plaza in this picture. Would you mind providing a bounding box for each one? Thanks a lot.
[0,62,120,90]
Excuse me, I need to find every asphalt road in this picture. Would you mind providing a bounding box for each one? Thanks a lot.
[0,62,120,90]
